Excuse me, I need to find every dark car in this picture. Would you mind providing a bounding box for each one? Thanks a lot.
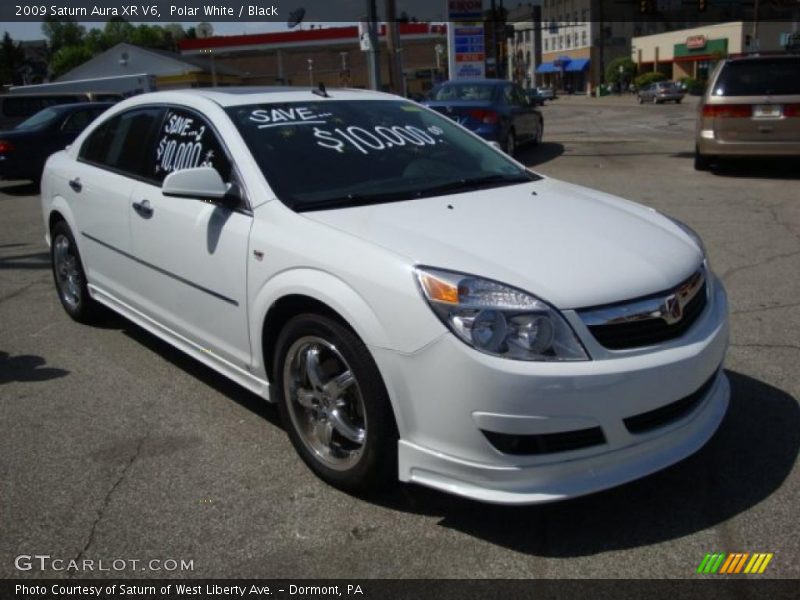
[423,79,543,155]
[0,102,113,183]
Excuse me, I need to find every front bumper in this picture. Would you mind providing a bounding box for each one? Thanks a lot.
[372,273,729,504]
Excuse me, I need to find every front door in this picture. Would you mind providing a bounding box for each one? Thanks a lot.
[128,107,253,370]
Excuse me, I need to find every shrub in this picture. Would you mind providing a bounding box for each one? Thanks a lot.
[634,71,668,88]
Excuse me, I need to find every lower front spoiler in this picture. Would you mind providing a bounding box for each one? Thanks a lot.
[398,371,730,505]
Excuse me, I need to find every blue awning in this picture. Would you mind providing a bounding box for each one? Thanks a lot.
[536,62,559,73]
[565,58,590,72]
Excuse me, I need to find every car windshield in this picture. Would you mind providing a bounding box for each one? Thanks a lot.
[429,84,497,101]
[713,58,800,96]
[226,100,539,211]
[16,107,60,129]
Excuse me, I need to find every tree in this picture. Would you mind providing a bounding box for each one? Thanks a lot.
[103,18,135,48]
[605,57,636,85]
[49,45,94,78]
[0,32,25,85]
[41,17,85,54]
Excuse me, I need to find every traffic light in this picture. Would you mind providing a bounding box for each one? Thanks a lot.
[640,0,654,14]
[698,0,707,12]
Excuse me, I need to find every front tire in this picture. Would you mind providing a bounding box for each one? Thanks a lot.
[273,314,398,493]
[50,221,99,323]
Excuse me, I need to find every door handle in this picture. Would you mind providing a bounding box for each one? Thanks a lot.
[68,178,82,192]
[132,199,154,219]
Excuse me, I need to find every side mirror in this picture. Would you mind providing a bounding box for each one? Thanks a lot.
[162,167,239,207]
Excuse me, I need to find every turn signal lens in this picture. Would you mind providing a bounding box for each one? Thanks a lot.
[418,271,459,304]
[702,104,752,118]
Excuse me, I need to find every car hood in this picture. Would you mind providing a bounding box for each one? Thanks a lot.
[302,178,703,309]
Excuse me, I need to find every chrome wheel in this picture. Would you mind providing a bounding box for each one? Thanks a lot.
[53,234,82,309]
[283,336,367,471]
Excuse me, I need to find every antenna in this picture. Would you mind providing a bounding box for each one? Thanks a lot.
[287,8,306,29]
[312,82,330,98]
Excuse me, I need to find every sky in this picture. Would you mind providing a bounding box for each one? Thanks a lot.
[1,21,294,41]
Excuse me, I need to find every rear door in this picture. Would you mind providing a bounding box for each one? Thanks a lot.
[710,57,800,143]
[128,106,252,368]
[67,107,165,300]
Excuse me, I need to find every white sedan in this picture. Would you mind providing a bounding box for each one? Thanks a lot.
[41,88,729,504]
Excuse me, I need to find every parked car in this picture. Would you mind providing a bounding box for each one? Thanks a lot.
[0,92,122,129]
[695,54,800,171]
[423,79,543,155]
[0,102,113,183]
[536,86,556,101]
[638,81,685,104]
[526,88,545,106]
[41,88,729,504]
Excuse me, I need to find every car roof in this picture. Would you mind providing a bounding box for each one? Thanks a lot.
[725,53,799,63]
[127,87,400,108]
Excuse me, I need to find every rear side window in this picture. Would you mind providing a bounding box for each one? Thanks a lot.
[61,109,100,133]
[713,59,800,96]
[79,107,164,177]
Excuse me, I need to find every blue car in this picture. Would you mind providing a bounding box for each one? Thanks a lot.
[423,79,543,155]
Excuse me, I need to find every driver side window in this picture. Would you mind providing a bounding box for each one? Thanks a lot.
[148,108,232,185]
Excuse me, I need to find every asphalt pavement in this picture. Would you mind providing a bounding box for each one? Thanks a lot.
[1,95,798,579]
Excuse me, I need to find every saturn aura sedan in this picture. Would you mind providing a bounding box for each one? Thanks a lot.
[41,88,729,504]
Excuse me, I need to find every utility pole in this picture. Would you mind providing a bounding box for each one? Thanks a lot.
[366,0,381,90]
[385,0,405,95]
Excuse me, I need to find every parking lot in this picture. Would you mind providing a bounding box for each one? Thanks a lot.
[1,94,798,579]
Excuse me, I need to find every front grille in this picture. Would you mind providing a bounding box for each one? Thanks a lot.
[582,270,708,350]
[481,426,606,455]
[623,371,719,434]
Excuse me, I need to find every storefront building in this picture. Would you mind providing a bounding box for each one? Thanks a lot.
[632,21,792,82]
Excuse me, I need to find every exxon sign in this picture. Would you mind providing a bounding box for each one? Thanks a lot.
[448,0,484,21]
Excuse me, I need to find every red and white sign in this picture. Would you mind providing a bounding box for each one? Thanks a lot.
[686,35,707,50]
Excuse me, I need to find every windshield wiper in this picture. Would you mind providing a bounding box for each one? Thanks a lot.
[412,173,537,198]
[294,191,417,212]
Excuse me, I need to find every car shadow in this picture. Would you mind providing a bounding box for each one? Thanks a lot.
[0,350,70,384]
[0,251,50,270]
[364,370,798,557]
[709,158,800,180]
[110,313,281,428]
[0,181,39,196]
[516,142,565,168]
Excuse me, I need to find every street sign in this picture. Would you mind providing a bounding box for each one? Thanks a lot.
[452,24,486,79]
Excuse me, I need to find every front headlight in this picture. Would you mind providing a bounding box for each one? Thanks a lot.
[415,267,589,361]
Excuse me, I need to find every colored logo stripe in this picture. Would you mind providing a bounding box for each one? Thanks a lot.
[697,553,774,574]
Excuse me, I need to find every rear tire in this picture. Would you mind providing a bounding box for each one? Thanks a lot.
[273,313,398,493]
[505,130,516,156]
[50,220,99,323]
[532,120,543,146]
[694,146,712,171]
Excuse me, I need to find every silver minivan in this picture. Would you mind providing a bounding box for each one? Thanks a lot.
[695,54,800,170]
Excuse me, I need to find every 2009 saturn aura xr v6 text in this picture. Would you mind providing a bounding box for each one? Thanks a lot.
[41,88,729,504]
